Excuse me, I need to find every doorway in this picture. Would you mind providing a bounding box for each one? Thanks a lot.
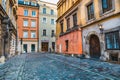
[90,35,101,58]
[41,42,48,51]
[31,44,35,52]
[23,44,27,53]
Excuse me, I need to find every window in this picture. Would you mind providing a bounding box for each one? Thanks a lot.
[105,31,120,50]
[51,30,55,37]
[73,13,77,26]
[51,10,54,15]
[52,42,55,51]
[43,17,46,23]
[43,29,46,36]
[102,0,112,13]
[31,32,36,38]
[43,8,46,14]
[31,20,36,27]
[24,1,29,5]
[23,20,28,27]
[67,18,70,29]
[60,22,63,33]
[32,11,36,17]
[87,3,94,20]
[65,40,69,51]
[23,31,28,38]
[51,19,54,24]
[24,10,28,16]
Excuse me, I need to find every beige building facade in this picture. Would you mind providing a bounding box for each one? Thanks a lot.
[0,0,18,62]
[39,1,57,52]
[80,0,120,62]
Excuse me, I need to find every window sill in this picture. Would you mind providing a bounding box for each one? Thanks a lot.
[100,9,115,17]
[86,18,96,24]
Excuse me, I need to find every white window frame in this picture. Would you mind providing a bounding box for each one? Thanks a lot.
[31,32,36,38]
[31,20,36,27]
[23,31,28,38]
[51,19,55,24]
[23,20,28,27]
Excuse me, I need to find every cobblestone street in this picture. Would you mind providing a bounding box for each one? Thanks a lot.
[0,53,120,80]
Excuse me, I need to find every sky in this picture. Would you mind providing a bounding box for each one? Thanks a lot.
[41,0,59,4]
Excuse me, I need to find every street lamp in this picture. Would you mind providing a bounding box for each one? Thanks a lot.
[98,24,104,34]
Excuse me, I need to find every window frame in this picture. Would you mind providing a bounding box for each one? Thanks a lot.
[73,13,77,26]
[23,31,28,38]
[87,2,95,20]
[43,8,46,14]
[31,20,36,27]
[43,29,46,36]
[60,22,64,34]
[101,0,113,13]
[51,9,54,15]
[31,11,36,17]
[66,18,70,30]
[23,20,28,27]
[51,19,55,24]
[105,31,120,50]
[42,17,47,23]
[24,9,28,16]
[51,30,55,37]
[31,31,36,38]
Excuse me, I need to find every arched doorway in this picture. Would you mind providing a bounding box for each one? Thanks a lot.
[89,34,101,59]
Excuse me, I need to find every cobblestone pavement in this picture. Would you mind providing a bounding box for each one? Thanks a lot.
[0,53,120,80]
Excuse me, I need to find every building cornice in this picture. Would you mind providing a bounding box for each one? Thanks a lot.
[56,0,81,22]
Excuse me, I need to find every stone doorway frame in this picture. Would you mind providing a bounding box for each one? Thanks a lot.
[85,31,102,59]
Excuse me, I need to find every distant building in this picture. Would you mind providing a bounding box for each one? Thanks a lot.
[38,1,57,52]
[17,0,39,53]
[56,0,83,55]
[0,0,18,62]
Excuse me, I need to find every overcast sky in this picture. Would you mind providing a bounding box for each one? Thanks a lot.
[41,0,59,4]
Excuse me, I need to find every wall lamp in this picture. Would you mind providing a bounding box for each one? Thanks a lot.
[98,24,104,34]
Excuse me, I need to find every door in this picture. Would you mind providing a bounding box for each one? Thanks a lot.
[23,44,27,53]
[90,35,101,58]
[41,42,48,51]
[31,44,35,52]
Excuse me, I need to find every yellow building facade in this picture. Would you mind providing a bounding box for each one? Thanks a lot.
[56,0,120,62]
[0,0,18,62]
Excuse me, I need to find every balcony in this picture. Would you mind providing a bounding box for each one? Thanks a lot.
[18,1,39,7]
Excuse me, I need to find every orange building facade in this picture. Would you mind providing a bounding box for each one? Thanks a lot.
[17,0,39,53]
[56,0,83,55]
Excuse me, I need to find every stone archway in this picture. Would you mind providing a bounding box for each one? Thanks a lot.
[89,34,101,58]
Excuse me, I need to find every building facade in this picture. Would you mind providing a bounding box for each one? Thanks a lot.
[80,0,120,62]
[56,0,83,55]
[39,1,57,52]
[17,0,39,53]
[57,0,120,62]
[0,0,18,62]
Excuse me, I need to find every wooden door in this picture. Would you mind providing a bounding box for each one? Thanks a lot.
[90,35,101,58]
[41,42,48,51]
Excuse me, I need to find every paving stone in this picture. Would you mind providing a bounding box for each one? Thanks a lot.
[0,53,120,80]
